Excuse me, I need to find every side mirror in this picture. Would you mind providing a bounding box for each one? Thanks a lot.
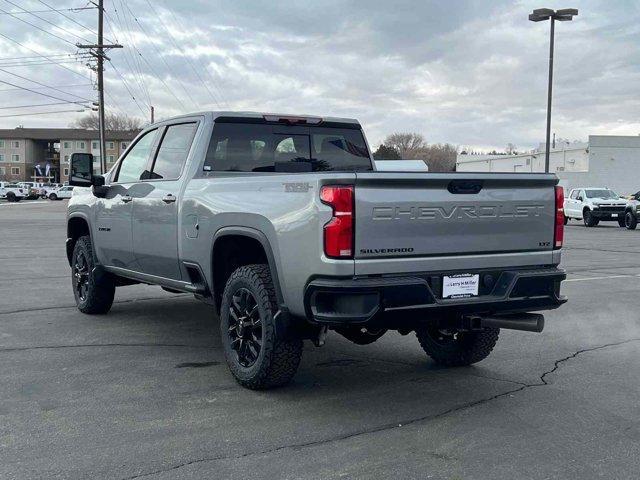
[69,153,94,187]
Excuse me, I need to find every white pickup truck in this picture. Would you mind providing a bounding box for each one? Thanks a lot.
[0,183,30,202]
[564,187,628,227]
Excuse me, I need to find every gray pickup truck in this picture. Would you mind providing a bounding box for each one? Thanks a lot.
[67,112,567,389]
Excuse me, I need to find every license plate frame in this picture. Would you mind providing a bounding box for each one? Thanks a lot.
[442,274,480,299]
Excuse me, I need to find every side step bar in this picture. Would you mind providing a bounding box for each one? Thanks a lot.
[480,313,545,333]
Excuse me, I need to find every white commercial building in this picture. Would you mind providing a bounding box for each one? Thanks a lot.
[456,135,640,195]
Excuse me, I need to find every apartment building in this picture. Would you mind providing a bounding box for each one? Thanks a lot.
[0,128,139,183]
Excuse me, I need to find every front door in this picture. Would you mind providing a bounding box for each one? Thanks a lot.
[95,128,159,269]
[132,122,198,280]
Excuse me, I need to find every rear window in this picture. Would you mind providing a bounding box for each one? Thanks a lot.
[204,122,372,172]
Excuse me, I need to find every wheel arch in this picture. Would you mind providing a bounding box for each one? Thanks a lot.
[66,214,92,266]
[211,227,284,314]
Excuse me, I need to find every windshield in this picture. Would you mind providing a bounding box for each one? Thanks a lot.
[585,189,618,199]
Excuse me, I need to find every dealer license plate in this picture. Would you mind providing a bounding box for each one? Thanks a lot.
[442,274,480,299]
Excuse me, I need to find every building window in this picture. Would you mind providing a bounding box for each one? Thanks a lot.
[12,154,20,162]
[121,142,128,150]
[92,141,99,150]
[76,141,85,149]
[63,168,69,176]
[0,167,5,175]
[0,154,4,161]
[63,141,71,149]
[107,141,114,150]
[64,155,70,163]
[13,141,20,148]
[11,167,20,175]
[108,155,115,163]
[0,140,4,148]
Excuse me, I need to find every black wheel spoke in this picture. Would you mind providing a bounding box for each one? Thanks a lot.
[227,287,263,368]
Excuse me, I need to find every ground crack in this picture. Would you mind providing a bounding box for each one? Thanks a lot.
[120,337,640,479]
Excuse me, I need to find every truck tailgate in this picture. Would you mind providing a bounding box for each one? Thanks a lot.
[354,173,558,263]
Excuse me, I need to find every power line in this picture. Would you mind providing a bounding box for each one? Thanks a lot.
[144,0,223,109]
[106,60,147,117]
[0,100,91,110]
[0,82,92,92]
[121,1,198,109]
[36,0,115,45]
[3,0,94,44]
[0,68,93,102]
[105,7,151,107]
[0,108,86,118]
[0,31,94,83]
[0,5,78,46]
[0,78,91,106]
[160,0,226,108]
[0,6,95,15]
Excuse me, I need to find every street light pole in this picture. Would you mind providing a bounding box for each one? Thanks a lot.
[529,8,578,173]
[545,16,555,174]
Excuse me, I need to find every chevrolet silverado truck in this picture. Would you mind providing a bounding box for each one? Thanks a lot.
[66,112,567,389]
[563,187,628,227]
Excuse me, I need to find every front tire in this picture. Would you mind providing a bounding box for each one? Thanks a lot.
[49,193,57,201]
[583,210,599,227]
[220,264,303,389]
[6,192,16,202]
[625,211,638,230]
[415,325,499,367]
[71,235,115,314]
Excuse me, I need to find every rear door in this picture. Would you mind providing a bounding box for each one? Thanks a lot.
[354,173,557,263]
[131,121,199,280]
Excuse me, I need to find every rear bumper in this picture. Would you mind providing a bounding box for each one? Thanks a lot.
[304,267,566,325]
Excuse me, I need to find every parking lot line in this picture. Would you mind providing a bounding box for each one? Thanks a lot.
[565,274,640,282]
[0,201,48,206]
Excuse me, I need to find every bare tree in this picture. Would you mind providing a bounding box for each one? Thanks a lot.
[383,133,427,159]
[72,112,143,131]
[422,143,458,172]
[506,143,518,155]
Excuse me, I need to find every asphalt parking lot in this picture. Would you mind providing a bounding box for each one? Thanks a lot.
[1,200,639,480]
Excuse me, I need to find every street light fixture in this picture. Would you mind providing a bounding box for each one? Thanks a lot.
[529,8,578,173]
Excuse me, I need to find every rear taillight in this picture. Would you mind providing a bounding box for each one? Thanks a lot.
[554,185,564,249]
[320,185,354,258]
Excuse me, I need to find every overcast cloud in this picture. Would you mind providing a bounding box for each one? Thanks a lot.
[0,0,639,150]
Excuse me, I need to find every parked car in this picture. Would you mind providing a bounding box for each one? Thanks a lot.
[0,183,29,202]
[623,191,640,230]
[17,182,43,199]
[563,187,628,227]
[40,184,62,198]
[49,185,74,200]
[66,111,566,390]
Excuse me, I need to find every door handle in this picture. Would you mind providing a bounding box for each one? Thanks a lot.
[121,195,132,203]
[162,194,176,204]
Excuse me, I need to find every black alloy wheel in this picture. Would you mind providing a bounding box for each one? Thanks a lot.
[227,287,263,368]
[72,249,90,302]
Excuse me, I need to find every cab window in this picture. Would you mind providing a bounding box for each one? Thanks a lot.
[115,129,158,183]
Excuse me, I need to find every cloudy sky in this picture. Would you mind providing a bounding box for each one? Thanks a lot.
[0,0,638,150]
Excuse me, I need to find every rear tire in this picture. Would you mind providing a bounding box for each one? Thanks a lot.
[220,264,303,389]
[563,215,569,225]
[6,192,16,202]
[625,211,638,230]
[583,210,598,227]
[71,235,115,314]
[415,325,499,367]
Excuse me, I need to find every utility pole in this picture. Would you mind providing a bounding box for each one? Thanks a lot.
[77,0,122,175]
[150,105,154,123]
